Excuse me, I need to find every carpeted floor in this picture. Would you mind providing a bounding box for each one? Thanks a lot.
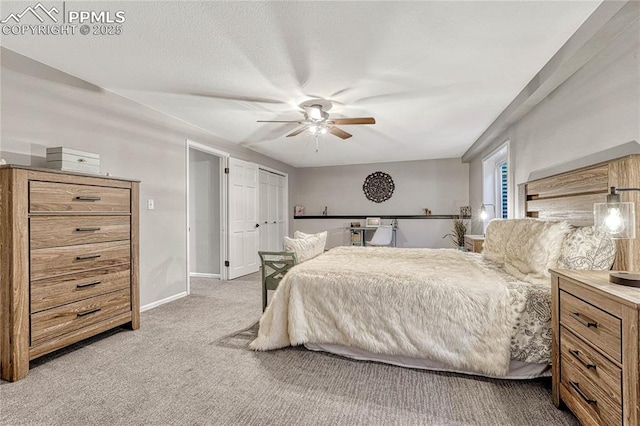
[0,273,579,425]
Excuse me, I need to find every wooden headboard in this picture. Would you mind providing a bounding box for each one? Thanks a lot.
[525,154,640,271]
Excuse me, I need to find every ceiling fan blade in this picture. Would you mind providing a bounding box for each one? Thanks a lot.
[286,126,309,137]
[329,117,376,125]
[329,126,352,139]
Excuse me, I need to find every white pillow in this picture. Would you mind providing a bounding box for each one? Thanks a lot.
[293,231,327,250]
[502,219,571,280]
[283,235,324,263]
[482,219,517,266]
[559,226,616,270]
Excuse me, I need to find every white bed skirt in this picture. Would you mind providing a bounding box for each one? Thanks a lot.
[304,343,551,380]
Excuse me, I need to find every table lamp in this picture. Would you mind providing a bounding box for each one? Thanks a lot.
[479,203,495,221]
[594,186,639,286]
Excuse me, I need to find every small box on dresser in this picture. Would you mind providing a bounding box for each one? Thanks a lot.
[0,165,139,382]
[551,269,640,426]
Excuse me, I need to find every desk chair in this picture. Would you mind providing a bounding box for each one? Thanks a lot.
[258,251,297,311]
[366,225,394,247]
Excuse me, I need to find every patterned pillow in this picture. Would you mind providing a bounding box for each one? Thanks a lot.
[283,235,324,263]
[294,231,327,250]
[560,226,616,270]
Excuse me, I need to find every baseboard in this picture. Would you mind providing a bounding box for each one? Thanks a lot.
[189,272,221,279]
[140,291,188,312]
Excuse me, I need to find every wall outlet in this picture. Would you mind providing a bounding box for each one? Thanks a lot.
[147,199,155,210]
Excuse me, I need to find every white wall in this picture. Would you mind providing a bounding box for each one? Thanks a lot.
[189,148,220,275]
[294,158,469,248]
[0,48,296,307]
[467,19,640,234]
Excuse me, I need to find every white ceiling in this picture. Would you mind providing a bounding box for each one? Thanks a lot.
[1,1,601,167]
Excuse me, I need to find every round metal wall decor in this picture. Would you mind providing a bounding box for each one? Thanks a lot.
[363,171,395,203]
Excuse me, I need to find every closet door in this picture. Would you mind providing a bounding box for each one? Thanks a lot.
[259,170,270,251]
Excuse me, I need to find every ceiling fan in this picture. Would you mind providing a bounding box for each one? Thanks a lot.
[257,100,375,140]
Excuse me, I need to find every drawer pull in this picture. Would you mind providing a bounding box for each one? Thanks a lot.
[75,254,101,261]
[571,312,598,328]
[569,381,597,405]
[77,308,101,317]
[75,227,101,232]
[569,349,597,370]
[75,196,101,201]
[76,280,101,289]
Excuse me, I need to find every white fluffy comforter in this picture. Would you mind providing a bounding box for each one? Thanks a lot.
[251,246,520,377]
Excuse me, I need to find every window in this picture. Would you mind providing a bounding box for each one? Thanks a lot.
[497,162,508,219]
[482,141,509,224]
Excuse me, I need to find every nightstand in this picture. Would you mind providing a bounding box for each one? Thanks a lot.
[464,235,484,253]
[551,270,640,426]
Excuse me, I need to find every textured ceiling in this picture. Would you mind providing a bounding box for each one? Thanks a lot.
[1,1,601,167]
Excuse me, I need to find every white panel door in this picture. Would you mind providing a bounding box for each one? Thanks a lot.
[228,158,259,279]
[258,170,270,251]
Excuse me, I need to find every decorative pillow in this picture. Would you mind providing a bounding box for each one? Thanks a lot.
[283,235,324,263]
[502,219,571,280]
[482,219,517,266]
[559,226,616,270]
[293,230,327,250]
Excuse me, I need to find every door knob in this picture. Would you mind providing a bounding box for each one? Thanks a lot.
[255,223,260,228]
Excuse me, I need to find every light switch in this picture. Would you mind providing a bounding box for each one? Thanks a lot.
[147,199,155,210]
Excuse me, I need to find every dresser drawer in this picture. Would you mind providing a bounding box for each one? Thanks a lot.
[31,240,131,281]
[560,325,622,405]
[31,265,131,313]
[30,216,130,249]
[31,289,131,346]
[560,356,622,426]
[30,181,130,213]
[560,289,622,362]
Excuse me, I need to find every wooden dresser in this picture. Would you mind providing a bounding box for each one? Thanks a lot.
[551,270,640,426]
[0,165,139,382]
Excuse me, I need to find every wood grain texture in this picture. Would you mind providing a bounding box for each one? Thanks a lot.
[526,193,604,226]
[1,167,139,381]
[30,181,130,213]
[560,365,622,426]
[560,289,622,362]
[29,311,133,360]
[552,269,640,426]
[551,273,561,408]
[130,182,140,330]
[30,215,130,249]
[31,289,131,346]
[31,265,131,313]
[609,155,640,274]
[527,164,609,199]
[30,240,130,281]
[525,154,639,273]
[463,235,484,253]
[0,169,30,381]
[621,307,639,426]
[560,326,621,405]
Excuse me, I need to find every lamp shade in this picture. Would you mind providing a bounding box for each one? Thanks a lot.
[594,201,636,239]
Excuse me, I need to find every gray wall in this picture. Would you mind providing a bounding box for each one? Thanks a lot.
[294,158,469,248]
[0,47,296,308]
[189,148,221,275]
[466,19,640,234]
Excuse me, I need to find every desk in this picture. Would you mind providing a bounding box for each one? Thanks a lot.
[349,226,397,247]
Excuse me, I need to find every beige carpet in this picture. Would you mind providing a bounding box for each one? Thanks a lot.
[0,273,578,425]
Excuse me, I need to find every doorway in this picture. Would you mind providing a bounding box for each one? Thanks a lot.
[186,141,228,288]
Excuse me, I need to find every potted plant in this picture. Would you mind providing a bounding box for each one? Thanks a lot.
[443,216,467,249]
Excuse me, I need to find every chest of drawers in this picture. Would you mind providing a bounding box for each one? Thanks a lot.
[551,270,640,426]
[0,165,139,381]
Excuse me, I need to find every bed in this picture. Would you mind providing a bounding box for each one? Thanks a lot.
[251,154,639,379]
